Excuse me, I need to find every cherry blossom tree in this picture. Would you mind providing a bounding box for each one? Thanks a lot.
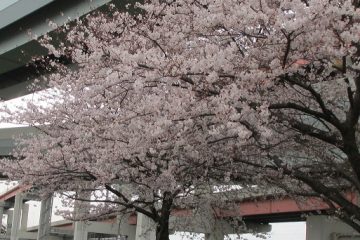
[1,0,360,239]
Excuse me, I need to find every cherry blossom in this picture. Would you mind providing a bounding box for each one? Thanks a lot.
[1,0,360,239]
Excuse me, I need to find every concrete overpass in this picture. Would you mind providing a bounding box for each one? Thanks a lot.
[0,0,115,176]
[0,0,112,101]
[0,125,357,240]
[0,185,272,240]
[0,126,36,157]
[0,185,358,240]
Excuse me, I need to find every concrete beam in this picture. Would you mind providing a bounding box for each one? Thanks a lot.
[170,215,271,235]
[0,184,30,201]
[84,217,136,239]
[17,231,37,239]
[0,127,37,157]
[0,0,112,101]
[0,0,111,61]
[86,222,120,235]
[50,227,74,236]
[0,0,54,32]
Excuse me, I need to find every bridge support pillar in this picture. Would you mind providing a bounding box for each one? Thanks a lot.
[74,221,88,240]
[306,215,359,240]
[117,214,136,240]
[5,210,13,237]
[0,201,4,231]
[135,213,156,240]
[37,195,53,240]
[114,184,136,240]
[20,203,29,231]
[10,193,23,240]
[73,190,91,240]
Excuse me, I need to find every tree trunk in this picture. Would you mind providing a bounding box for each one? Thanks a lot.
[156,191,173,240]
[156,220,170,240]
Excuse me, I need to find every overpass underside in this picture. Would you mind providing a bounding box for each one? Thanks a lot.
[0,185,358,240]
[0,186,271,240]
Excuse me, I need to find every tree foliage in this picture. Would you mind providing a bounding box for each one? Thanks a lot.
[1,0,360,239]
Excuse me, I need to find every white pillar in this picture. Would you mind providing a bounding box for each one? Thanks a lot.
[11,193,23,240]
[20,203,29,231]
[6,210,13,237]
[0,201,4,232]
[74,221,88,240]
[37,196,53,240]
[73,190,91,240]
[115,184,136,240]
[194,197,224,240]
[117,214,136,240]
[306,215,359,240]
[135,213,156,240]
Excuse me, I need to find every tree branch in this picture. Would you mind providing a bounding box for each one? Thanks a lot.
[280,74,342,129]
